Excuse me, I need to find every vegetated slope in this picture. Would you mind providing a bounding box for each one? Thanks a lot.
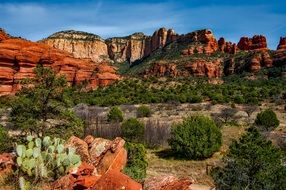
[128,31,286,79]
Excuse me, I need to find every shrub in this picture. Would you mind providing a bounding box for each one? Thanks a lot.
[107,106,124,123]
[123,142,147,182]
[16,135,81,186]
[121,118,144,143]
[168,115,222,159]
[0,125,13,153]
[212,127,286,189]
[255,109,279,130]
[137,105,151,118]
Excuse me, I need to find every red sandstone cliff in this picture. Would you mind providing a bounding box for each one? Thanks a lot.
[237,35,268,51]
[0,30,119,95]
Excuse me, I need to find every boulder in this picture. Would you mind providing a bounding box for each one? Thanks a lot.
[92,169,142,190]
[65,136,91,163]
[0,153,15,175]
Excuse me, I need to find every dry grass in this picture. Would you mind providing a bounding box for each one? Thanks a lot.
[146,125,246,187]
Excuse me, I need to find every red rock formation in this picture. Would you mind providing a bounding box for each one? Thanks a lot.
[277,37,286,51]
[218,37,237,54]
[41,28,179,64]
[249,52,273,72]
[185,59,222,78]
[0,29,9,41]
[53,136,136,190]
[144,62,178,77]
[92,169,142,190]
[151,28,178,51]
[237,35,267,51]
[180,29,218,55]
[144,176,193,190]
[0,31,119,95]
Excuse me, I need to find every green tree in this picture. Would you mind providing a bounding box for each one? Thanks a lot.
[10,65,84,139]
[255,109,280,131]
[212,127,286,190]
[168,115,222,159]
[107,106,124,123]
[121,118,144,143]
[123,142,148,182]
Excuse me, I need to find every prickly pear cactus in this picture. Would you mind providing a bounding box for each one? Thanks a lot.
[16,136,81,180]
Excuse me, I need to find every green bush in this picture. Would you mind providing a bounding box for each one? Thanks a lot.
[0,125,13,153]
[168,115,222,159]
[212,127,286,189]
[123,142,148,182]
[107,106,124,123]
[137,105,151,118]
[255,109,279,130]
[121,118,144,143]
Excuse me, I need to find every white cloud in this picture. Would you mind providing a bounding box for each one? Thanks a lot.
[0,1,285,49]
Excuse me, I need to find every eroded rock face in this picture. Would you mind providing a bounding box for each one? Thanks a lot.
[42,28,179,64]
[277,37,286,51]
[180,29,218,55]
[249,52,273,72]
[106,32,149,63]
[40,30,109,63]
[144,62,178,77]
[185,59,222,78]
[237,35,267,51]
[0,31,119,95]
[0,29,9,41]
[218,37,237,54]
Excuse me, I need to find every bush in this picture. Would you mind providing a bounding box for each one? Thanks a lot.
[212,127,286,189]
[123,142,148,182]
[168,115,222,159]
[255,109,279,130]
[137,105,151,118]
[121,118,144,143]
[107,106,124,123]
[0,125,13,153]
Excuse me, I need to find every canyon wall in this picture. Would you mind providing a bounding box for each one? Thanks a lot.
[0,29,119,96]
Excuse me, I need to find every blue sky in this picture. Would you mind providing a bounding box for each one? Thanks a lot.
[0,0,285,49]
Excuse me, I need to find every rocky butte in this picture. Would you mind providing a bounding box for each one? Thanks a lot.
[0,27,286,95]
[41,28,286,79]
[0,29,120,96]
